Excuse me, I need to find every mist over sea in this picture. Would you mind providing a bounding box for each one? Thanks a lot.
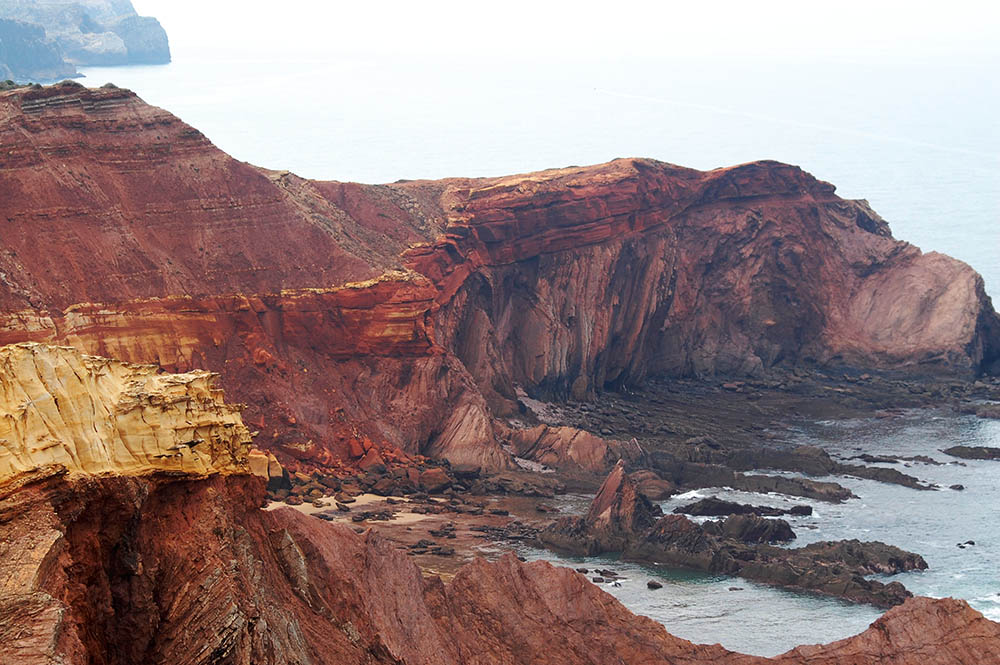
[79,53,1000,656]
[80,54,999,298]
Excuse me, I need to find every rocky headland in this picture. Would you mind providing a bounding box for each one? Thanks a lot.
[0,0,169,80]
[0,81,997,477]
[2,82,1000,660]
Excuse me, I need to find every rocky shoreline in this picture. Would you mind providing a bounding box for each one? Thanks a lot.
[3,82,1000,662]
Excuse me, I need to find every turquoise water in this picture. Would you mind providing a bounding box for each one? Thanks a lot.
[79,54,1000,297]
[73,54,1000,655]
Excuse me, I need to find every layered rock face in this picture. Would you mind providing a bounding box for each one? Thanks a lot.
[0,343,251,479]
[0,0,169,75]
[0,345,998,664]
[2,466,998,663]
[0,83,997,471]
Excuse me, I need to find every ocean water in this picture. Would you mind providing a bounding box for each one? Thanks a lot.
[79,54,1000,297]
[507,410,1000,656]
[72,55,1000,655]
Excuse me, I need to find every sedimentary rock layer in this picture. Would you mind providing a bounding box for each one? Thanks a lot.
[1,82,997,470]
[0,342,251,479]
[0,469,997,664]
[0,359,995,664]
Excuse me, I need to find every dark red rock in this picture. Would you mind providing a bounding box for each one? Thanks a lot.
[0,84,997,474]
[418,467,452,493]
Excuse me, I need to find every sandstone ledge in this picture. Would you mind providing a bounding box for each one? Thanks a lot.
[0,343,251,482]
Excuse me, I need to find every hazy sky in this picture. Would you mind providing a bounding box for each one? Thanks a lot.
[132,0,1000,61]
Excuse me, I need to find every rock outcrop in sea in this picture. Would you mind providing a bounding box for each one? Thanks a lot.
[0,0,169,80]
[541,461,927,607]
[0,82,996,476]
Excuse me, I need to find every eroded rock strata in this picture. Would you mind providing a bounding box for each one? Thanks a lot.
[6,468,999,665]
[1,82,997,474]
[541,461,926,607]
[0,361,996,664]
[0,342,251,479]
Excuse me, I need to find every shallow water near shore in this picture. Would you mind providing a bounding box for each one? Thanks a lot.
[506,409,1000,657]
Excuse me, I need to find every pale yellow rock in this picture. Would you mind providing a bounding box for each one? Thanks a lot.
[0,343,252,482]
[248,448,271,479]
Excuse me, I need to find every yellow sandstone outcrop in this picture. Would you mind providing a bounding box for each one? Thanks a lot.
[0,343,252,482]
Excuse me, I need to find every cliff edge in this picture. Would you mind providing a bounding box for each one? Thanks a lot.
[0,83,997,472]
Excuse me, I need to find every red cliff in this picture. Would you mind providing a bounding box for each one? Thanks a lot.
[2,472,998,664]
[1,81,997,471]
[0,344,998,664]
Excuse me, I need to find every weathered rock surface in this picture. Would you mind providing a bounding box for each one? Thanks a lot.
[0,372,996,664]
[0,83,997,472]
[2,469,997,665]
[0,0,169,75]
[541,462,925,606]
[509,424,645,473]
[0,342,251,479]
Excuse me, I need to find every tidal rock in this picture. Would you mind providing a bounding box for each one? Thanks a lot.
[541,465,926,607]
[0,367,994,663]
[509,424,645,473]
[703,514,796,543]
[629,469,677,500]
[674,497,812,518]
[943,446,1000,460]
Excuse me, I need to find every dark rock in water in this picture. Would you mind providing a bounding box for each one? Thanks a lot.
[951,484,966,491]
[591,577,605,584]
[729,587,744,591]
[850,454,901,464]
[703,514,796,544]
[650,454,855,502]
[899,455,945,466]
[647,580,663,590]
[674,497,811,518]
[575,568,589,574]
[943,445,1000,460]
[540,464,927,607]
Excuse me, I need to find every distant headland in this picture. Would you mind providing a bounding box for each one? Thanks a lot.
[0,0,169,81]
